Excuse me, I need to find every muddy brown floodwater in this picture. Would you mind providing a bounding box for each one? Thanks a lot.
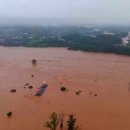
[0,47,130,130]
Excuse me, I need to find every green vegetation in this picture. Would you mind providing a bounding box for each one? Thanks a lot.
[44,112,77,130]
[67,115,76,130]
[0,26,130,55]
[115,32,128,38]
[44,112,59,130]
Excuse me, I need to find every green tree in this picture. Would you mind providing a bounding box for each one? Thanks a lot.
[59,113,65,130]
[44,112,59,130]
[67,115,76,130]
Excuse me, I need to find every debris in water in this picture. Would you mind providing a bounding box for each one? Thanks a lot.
[10,89,16,93]
[28,86,33,89]
[48,60,52,62]
[94,79,98,82]
[89,92,92,95]
[60,87,67,91]
[32,59,37,65]
[75,90,82,95]
[7,112,12,117]
[24,83,29,86]
[94,94,98,97]
[76,92,80,95]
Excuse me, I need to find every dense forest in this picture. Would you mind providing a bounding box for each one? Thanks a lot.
[0,26,130,55]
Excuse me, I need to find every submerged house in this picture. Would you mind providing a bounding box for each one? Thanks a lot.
[35,83,48,96]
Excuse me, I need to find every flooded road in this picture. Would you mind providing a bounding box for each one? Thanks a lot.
[0,47,130,130]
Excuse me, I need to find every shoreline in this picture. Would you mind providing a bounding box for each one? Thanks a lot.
[0,45,130,57]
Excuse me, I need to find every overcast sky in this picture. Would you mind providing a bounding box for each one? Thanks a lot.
[0,0,130,25]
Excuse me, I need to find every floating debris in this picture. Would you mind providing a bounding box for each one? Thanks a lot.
[67,89,69,91]
[60,87,67,91]
[7,112,12,117]
[89,92,92,95]
[10,89,16,93]
[75,90,82,95]
[76,92,80,95]
[32,59,37,65]
[94,79,98,82]
[48,60,52,62]
[24,83,29,86]
[128,82,130,92]
[28,86,33,89]
[94,94,98,97]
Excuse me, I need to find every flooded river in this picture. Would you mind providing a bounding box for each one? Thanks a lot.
[0,47,130,130]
